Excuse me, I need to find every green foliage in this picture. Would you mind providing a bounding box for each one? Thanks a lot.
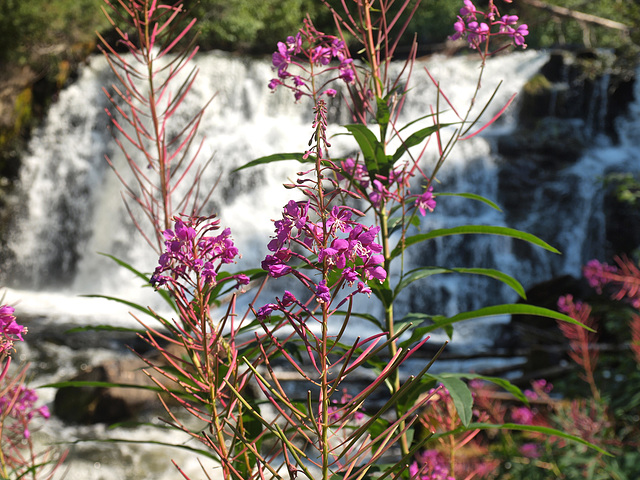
[605,172,640,207]
[518,0,640,49]
[188,0,327,52]
[0,0,108,64]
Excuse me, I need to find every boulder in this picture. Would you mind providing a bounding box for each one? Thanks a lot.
[53,355,166,424]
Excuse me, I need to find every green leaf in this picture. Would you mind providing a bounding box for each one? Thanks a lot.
[64,436,218,460]
[65,324,146,334]
[96,253,175,310]
[391,225,561,259]
[432,423,611,456]
[369,281,393,309]
[376,95,391,141]
[398,304,593,348]
[233,152,310,172]
[40,380,164,391]
[431,374,473,426]
[80,294,162,319]
[343,124,390,177]
[392,123,452,163]
[395,266,526,300]
[436,192,502,211]
[439,373,529,404]
[388,214,420,235]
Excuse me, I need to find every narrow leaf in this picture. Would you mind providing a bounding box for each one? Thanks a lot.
[395,267,526,300]
[440,373,528,404]
[399,304,593,348]
[392,123,452,163]
[432,423,611,456]
[436,192,502,211]
[233,152,310,172]
[391,225,561,259]
[343,124,389,177]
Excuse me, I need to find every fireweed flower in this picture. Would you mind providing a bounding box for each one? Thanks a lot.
[415,186,437,216]
[338,157,437,218]
[1,305,27,357]
[150,215,247,291]
[268,19,355,100]
[409,449,455,480]
[450,0,529,51]
[583,259,618,294]
[257,196,387,317]
[0,385,50,439]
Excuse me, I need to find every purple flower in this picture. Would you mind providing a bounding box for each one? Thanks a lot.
[323,88,337,97]
[262,251,293,278]
[510,24,529,47]
[268,78,282,90]
[235,274,251,288]
[1,305,27,356]
[285,32,302,54]
[272,41,291,74]
[415,186,436,215]
[311,45,332,65]
[583,259,616,293]
[315,280,331,303]
[460,0,477,16]
[342,267,359,285]
[511,406,535,424]
[0,385,49,439]
[257,303,278,321]
[281,291,297,307]
[151,216,241,291]
[520,442,541,458]
[327,206,353,234]
[357,282,372,296]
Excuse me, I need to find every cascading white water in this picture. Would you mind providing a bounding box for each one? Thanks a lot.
[4,50,549,320]
[3,49,640,480]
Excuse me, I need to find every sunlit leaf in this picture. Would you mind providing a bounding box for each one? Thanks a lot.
[431,374,473,426]
[395,266,526,300]
[436,192,502,211]
[233,152,310,172]
[391,225,561,259]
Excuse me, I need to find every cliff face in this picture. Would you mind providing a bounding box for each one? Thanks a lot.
[0,64,37,180]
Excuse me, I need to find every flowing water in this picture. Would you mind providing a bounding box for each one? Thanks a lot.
[2,49,639,478]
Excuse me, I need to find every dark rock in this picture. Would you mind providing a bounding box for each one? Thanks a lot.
[53,356,164,424]
[604,182,640,257]
[514,49,635,139]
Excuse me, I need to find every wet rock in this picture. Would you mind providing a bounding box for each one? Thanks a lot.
[53,356,164,424]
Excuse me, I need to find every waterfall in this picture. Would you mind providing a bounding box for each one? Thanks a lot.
[2,49,638,343]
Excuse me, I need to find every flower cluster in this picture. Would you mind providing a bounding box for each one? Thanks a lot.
[450,0,529,51]
[340,157,436,215]
[268,20,355,101]
[409,449,455,480]
[583,259,619,294]
[258,199,386,317]
[150,215,249,290]
[1,305,27,358]
[0,385,50,439]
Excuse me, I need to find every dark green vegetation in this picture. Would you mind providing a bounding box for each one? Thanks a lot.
[1,0,638,63]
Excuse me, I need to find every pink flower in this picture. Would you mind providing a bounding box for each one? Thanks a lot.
[315,280,331,303]
[511,406,535,424]
[415,187,436,215]
[520,442,541,458]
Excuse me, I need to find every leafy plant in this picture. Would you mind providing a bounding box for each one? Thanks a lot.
[32,0,606,479]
